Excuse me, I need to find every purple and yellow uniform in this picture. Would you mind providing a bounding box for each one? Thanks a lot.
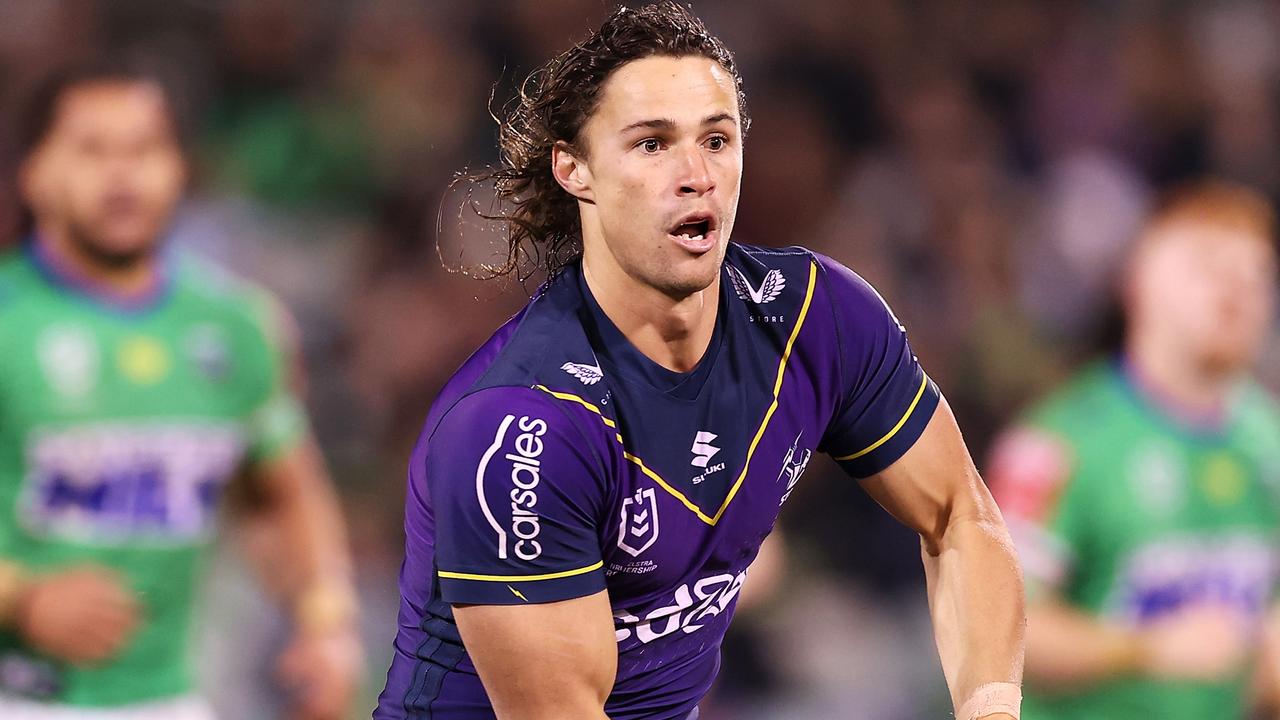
[375,244,940,719]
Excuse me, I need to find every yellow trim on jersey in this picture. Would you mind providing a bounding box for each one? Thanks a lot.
[438,560,605,583]
[534,260,819,527]
[532,386,617,429]
[710,260,817,524]
[833,372,930,461]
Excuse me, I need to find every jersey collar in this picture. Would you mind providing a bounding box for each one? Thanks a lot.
[25,235,174,315]
[572,262,726,401]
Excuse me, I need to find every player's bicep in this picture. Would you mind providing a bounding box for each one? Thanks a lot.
[858,395,994,548]
[426,390,608,605]
[454,590,615,720]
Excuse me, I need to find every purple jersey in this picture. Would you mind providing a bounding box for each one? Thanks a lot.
[375,244,940,719]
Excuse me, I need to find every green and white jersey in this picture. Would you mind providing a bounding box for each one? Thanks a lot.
[0,243,306,706]
[990,361,1280,720]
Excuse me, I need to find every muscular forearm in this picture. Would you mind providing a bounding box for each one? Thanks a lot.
[250,441,356,629]
[923,513,1025,714]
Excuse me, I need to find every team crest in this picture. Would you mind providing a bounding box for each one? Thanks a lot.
[561,362,603,386]
[37,325,99,400]
[618,487,659,557]
[777,433,812,506]
[727,266,785,305]
[186,324,231,381]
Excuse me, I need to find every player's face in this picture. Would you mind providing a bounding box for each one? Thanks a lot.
[22,81,185,267]
[1136,223,1276,373]
[575,55,742,297]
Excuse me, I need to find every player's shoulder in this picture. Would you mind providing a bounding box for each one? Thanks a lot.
[1024,361,1122,436]
[989,362,1119,480]
[1234,379,1280,440]
[0,247,45,309]
[726,242,898,331]
[987,365,1120,522]
[723,242,833,299]
[169,252,289,340]
[421,270,617,446]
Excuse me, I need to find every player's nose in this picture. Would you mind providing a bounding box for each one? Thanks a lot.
[676,145,714,196]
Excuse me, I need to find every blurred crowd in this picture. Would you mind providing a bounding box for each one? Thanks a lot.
[3,0,1280,717]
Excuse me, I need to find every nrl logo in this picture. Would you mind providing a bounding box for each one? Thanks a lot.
[727,266,785,305]
[561,362,603,386]
[618,487,659,557]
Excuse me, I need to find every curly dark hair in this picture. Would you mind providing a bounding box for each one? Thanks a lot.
[456,1,748,281]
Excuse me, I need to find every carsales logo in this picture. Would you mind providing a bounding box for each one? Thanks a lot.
[614,569,747,644]
[477,414,548,561]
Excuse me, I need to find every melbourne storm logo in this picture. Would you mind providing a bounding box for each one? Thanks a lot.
[777,433,813,506]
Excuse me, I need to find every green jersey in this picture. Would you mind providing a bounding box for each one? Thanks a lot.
[990,361,1280,720]
[0,244,305,706]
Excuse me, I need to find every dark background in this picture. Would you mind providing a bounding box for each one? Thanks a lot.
[3,1,1280,717]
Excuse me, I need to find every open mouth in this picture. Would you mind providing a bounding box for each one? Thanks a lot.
[668,213,717,247]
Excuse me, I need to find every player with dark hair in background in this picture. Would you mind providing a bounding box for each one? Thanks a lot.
[0,59,362,719]
[377,4,1024,719]
[989,181,1280,719]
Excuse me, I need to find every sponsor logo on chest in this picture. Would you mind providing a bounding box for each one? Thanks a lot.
[21,422,246,544]
[614,569,747,644]
[691,431,725,484]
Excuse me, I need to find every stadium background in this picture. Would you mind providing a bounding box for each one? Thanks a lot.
[2,0,1279,718]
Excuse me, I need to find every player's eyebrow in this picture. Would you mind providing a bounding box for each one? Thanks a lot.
[619,118,676,134]
[618,113,737,134]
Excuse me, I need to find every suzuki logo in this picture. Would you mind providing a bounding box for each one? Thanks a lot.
[691,431,720,468]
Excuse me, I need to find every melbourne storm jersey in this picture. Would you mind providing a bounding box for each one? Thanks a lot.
[377,243,941,719]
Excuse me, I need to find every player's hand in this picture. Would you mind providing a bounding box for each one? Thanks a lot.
[1137,603,1251,680]
[15,566,140,666]
[277,622,364,720]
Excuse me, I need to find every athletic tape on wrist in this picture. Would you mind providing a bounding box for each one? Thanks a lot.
[956,681,1021,720]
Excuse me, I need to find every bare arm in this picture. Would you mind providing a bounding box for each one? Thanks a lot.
[238,438,362,720]
[860,397,1025,718]
[454,590,617,720]
[1025,591,1250,691]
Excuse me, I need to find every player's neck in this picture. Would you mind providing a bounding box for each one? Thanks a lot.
[581,255,718,374]
[35,225,161,300]
[1124,339,1234,425]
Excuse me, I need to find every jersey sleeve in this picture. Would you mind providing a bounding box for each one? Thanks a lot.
[242,293,308,462]
[815,254,941,478]
[424,388,608,605]
[986,426,1081,597]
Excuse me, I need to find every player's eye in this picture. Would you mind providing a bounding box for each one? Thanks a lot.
[639,138,662,154]
[706,135,727,151]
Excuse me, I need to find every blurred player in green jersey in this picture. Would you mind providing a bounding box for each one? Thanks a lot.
[989,181,1280,719]
[0,59,361,718]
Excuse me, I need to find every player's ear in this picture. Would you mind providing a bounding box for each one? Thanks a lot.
[552,141,593,202]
